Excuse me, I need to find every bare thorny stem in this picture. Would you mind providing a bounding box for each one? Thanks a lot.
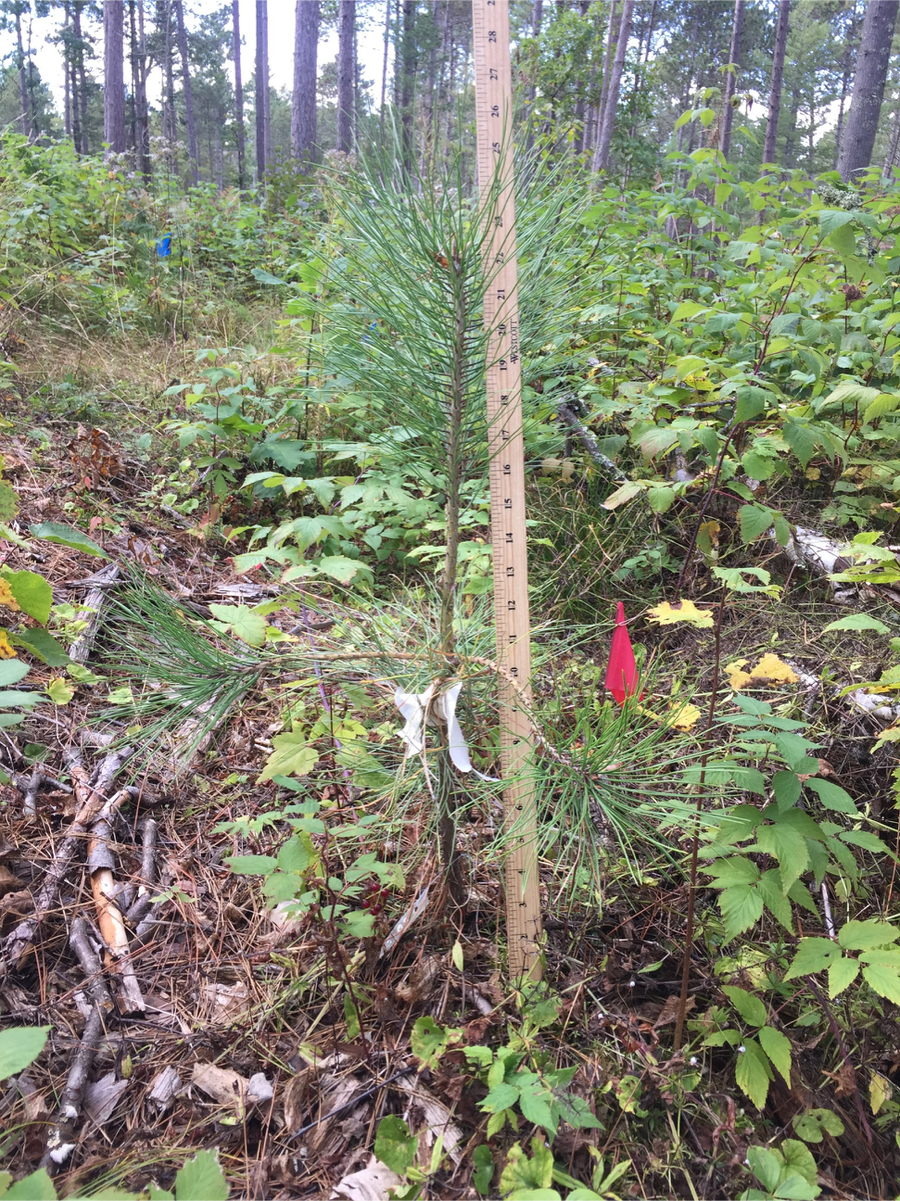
[673,587,726,1051]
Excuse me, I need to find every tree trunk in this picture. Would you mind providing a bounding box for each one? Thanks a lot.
[74,1,88,152]
[834,43,853,170]
[595,0,619,150]
[232,0,246,188]
[255,0,270,182]
[174,0,198,182]
[135,0,151,179]
[719,0,744,160]
[398,0,417,176]
[593,0,632,172]
[15,8,29,139]
[838,0,900,182]
[163,0,177,172]
[337,0,355,153]
[128,0,138,156]
[292,0,319,164]
[763,0,790,166]
[63,0,72,138]
[380,0,390,135]
[103,0,126,153]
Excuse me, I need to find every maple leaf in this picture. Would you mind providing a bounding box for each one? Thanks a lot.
[725,653,798,690]
[647,600,714,628]
[669,702,702,731]
[725,659,753,689]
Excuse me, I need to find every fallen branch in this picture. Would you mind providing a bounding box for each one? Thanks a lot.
[68,563,120,665]
[558,400,628,481]
[40,919,113,1174]
[124,816,159,929]
[87,816,145,1015]
[0,748,133,975]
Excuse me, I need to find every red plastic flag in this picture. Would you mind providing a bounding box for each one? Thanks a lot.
[605,602,640,705]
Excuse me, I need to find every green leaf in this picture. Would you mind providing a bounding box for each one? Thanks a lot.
[840,829,890,854]
[9,628,70,666]
[861,960,900,1005]
[722,986,767,1027]
[174,1149,229,1201]
[792,1108,844,1143]
[739,504,775,542]
[0,481,18,522]
[742,451,776,481]
[224,854,277,875]
[647,486,675,513]
[838,919,899,952]
[753,823,810,894]
[45,678,75,705]
[758,869,794,932]
[818,209,856,236]
[316,555,371,584]
[5,570,51,624]
[804,779,859,815]
[0,660,29,687]
[601,480,644,510]
[864,392,900,422]
[482,1082,522,1113]
[29,522,108,558]
[0,690,41,709]
[780,1139,820,1190]
[747,1148,782,1194]
[783,421,819,468]
[411,1016,454,1071]
[773,771,801,809]
[499,1139,554,1197]
[276,832,315,874]
[822,614,890,635]
[374,1114,416,1176]
[735,386,770,422]
[0,1026,49,1078]
[735,1038,772,1109]
[208,604,268,648]
[784,938,842,981]
[758,1025,792,1086]
[342,909,376,938]
[251,267,286,287]
[4,1169,57,1200]
[827,955,859,998]
[719,883,764,940]
[258,735,319,783]
[473,1145,494,1196]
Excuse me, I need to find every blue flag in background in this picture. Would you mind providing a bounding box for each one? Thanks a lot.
[156,234,172,258]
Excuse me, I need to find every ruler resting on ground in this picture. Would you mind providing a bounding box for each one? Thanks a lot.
[472,0,542,981]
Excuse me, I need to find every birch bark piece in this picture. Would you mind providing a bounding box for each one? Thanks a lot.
[68,563,120,664]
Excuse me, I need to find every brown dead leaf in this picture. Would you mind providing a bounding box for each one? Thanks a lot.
[653,994,696,1029]
[331,1157,404,1201]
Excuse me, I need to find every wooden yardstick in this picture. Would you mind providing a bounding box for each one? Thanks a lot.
[472,0,542,981]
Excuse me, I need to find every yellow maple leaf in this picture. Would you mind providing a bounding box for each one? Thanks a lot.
[669,702,702,731]
[725,659,753,689]
[0,580,20,612]
[647,600,714,628]
[725,653,798,690]
[0,630,15,659]
[750,653,798,685]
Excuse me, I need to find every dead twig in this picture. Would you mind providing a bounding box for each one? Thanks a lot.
[67,563,120,665]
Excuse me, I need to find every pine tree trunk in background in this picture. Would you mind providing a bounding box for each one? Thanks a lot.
[63,0,72,137]
[255,0,270,182]
[103,0,126,153]
[398,0,417,176]
[763,0,790,166]
[15,9,29,139]
[885,105,900,178]
[593,0,632,172]
[572,0,590,154]
[528,0,543,106]
[838,0,900,182]
[163,0,178,171]
[422,0,441,163]
[719,0,744,160]
[380,0,390,135]
[292,0,319,164]
[174,0,198,182]
[337,0,355,153]
[834,42,853,170]
[135,0,151,179]
[74,1,89,152]
[128,0,138,156]
[595,0,619,152]
[232,0,246,188]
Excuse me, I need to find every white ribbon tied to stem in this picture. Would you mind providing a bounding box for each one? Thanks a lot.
[393,679,498,781]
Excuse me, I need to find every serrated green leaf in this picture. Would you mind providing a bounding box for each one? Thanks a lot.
[784,938,841,981]
[822,613,890,635]
[735,1038,772,1109]
[722,986,767,1027]
[861,961,900,1005]
[758,1025,792,1086]
[719,883,764,940]
[838,919,900,951]
[805,779,859,815]
[739,503,775,542]
[411,1016,454,1071]
[208,603,268,648]
[0,481,18,521]
[9,627,70,666]
[827,955,859,998]
[773,771,802,809]
[225,854,277,875]
[754,823,809,894]
[499,1138,554,1197]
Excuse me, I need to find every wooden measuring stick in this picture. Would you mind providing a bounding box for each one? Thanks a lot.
[472,0,542,981]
